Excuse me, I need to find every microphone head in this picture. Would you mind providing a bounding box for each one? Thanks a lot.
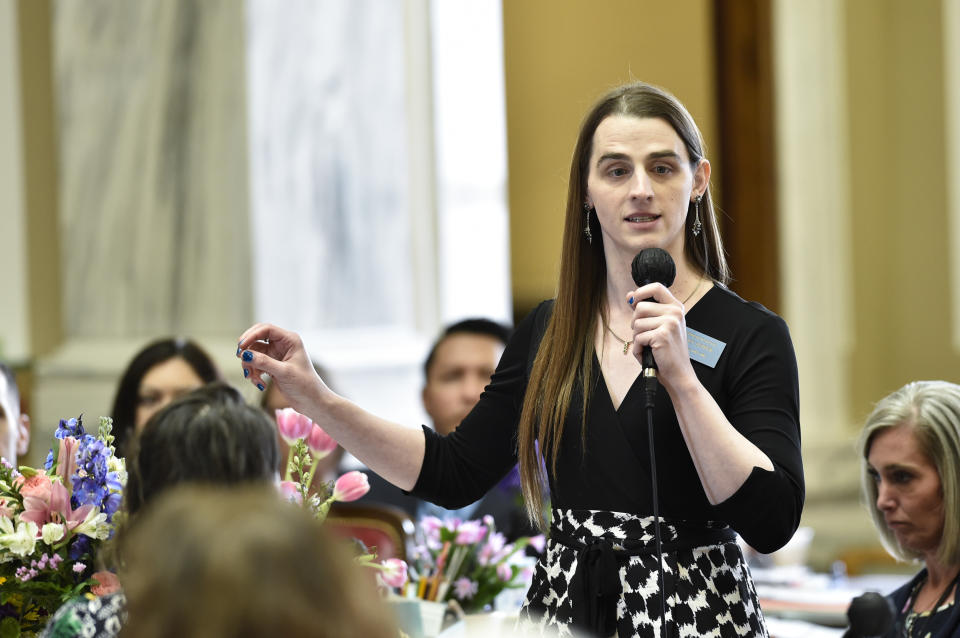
[846,591,895,637]
[631,248,676,289]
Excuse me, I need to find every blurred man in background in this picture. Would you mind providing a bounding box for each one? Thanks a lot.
[0,363,31,466]
[362,319,533,539]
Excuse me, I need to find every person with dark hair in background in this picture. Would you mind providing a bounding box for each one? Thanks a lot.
[42,382,280,638]
[0,363,30,467]
[859,380,960,637]
[117,485,398,638]
[110,338,221,457]
[361,318,535,540]
[420,318,511,437]
[238,81,803,637]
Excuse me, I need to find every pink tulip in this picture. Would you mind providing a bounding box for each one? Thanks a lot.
[332,471,369,502]
[91,571,121,596]
[278,481,303,505]
[455,520,487,545]
[306,424,338,458]
[379,558,409,588]
[56,437,80,491]
[497,562,513,582]
[529,534,546,554]
[275,408,313,445]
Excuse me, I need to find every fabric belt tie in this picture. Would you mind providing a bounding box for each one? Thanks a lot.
[551,525,736,638]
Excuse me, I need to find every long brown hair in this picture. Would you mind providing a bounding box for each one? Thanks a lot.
[517,82,730,529]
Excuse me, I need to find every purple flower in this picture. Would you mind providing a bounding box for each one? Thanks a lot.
[455,520,487,545]
[479,532,507,566]
[419,516,443,541]
[497,563,513,582]
[453,577,478,600]
[497,464,522,492]
[72,562,86,574]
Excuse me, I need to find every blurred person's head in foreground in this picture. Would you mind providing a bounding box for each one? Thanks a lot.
[118,484,398,638]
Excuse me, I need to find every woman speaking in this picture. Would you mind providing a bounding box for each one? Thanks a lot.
[237,81,804,637]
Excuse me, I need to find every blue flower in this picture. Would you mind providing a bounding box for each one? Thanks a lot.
[44,448,55,471]
[71,435,112,511]
[54,416,86,440]
[69,535,91,561]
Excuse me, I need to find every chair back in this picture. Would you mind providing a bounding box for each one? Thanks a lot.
[325,502,414,562]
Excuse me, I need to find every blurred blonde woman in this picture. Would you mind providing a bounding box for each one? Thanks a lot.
[859,380,960,637]
[118,485,398,638]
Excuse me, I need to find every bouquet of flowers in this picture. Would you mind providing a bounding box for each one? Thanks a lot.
[408,515,545,613]
[273,408,407,591]
[0,416,125,636]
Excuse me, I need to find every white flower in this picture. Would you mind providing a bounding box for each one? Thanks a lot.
[0,519,39,557]
[42,522,66,544]
[73,509,110,540]
[107,455,127,485]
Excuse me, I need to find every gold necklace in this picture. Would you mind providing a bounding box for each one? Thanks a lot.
[607,278,705,355]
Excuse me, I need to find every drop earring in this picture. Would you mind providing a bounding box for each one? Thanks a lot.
[692,195,702,237]
[583,203,593,244]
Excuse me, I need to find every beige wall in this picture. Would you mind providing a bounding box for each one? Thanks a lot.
[846,0,960,417]
[502,0,717,317]
[775,0,960,570]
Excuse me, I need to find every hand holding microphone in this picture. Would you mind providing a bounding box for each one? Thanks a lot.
[629,247,677,377]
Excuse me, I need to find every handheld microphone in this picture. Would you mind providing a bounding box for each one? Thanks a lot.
[630,248,677,377]
[842,591,895,638]
[630,247,676,638]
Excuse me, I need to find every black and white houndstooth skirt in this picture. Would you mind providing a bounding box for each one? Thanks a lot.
[519,509,768,638]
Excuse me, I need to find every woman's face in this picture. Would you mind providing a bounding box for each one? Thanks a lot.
[867,425,945,558]
[585,115,708,268]
[135,357,205,432]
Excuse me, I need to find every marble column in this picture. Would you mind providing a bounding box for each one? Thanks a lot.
[245,0,414,332]
[31,0,254,464]
[53,0,252,339]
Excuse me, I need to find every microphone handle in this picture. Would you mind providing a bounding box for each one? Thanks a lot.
[642,346,657,373]
[639,296,658,374]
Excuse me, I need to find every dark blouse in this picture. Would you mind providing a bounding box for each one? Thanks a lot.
[410,286,804,553]
[885,569,960,637]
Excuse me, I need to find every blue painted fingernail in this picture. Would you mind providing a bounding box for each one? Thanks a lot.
[241,350,253,362]
[628,297,634,305]
[257,383,265,392]
[243,368,250,378]
[236,345,242,356]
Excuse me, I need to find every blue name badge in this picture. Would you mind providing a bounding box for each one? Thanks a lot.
[686,328,726,368]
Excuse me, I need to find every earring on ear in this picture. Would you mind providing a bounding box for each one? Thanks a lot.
[692,195,703,237]
[583,203,593,244]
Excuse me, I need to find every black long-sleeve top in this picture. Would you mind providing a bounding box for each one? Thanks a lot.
[410,286,804,553]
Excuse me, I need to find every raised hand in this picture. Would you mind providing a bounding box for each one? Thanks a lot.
[236,323,329,414]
